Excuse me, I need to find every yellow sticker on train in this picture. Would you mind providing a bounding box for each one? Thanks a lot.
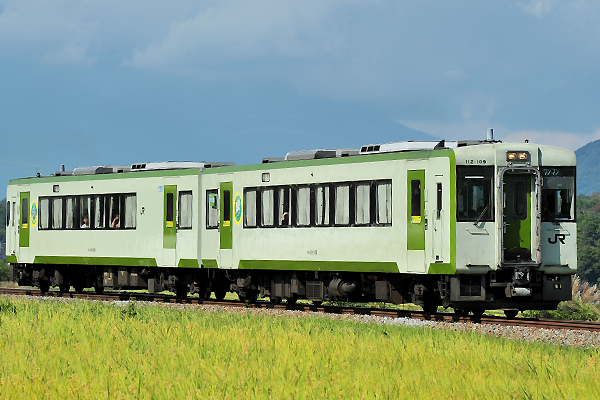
[411,216,421,224]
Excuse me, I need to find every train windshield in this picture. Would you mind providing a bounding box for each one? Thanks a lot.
[457,166,495,222]
[541,167,575,222]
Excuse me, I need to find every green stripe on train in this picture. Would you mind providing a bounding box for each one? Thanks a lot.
[33,256,158,267]
[202,259,219,268]
[6,255,17,264]
[238,260,399,273]
[177,259,200,268]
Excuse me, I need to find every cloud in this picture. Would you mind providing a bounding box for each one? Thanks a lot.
[500,129,600,150]
[520,0,558,17]
[127,0,344,71]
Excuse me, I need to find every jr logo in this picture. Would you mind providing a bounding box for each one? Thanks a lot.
[548,234,566,245]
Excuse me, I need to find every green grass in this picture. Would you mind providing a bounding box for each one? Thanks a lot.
[1,297,599,399]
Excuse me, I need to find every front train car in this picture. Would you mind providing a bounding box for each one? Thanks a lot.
[447,140,576,315]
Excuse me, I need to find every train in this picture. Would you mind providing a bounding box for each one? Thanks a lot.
[5,132,576,316]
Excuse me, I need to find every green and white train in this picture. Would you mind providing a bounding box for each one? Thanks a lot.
[5,134,576,315]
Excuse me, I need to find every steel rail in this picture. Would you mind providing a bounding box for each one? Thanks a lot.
[2,287,600,332]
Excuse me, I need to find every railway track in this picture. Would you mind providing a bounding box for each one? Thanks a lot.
[2,286,599,333]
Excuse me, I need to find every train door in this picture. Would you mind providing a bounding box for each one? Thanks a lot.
[407,170,426,272]
[219,180,233,268]
[432,176,444,262]
[8,196,18,257]
[163,185,177,267]
[19,192,30,248]
[501,169,541,264]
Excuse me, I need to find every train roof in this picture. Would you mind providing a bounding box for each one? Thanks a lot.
[8,133,576,184]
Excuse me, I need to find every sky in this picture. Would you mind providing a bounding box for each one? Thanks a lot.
[1,0,600,192]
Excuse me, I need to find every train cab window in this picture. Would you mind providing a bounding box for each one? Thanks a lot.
[244,188,259,227]
[541,167,575,222]
[261,188,275,227]
[335,184,351,226]
[315,185,331,226]
[296,186,311,227]
[376,181,392,225]
[410,180,421,219]
[206,190,219,229]
[457,166,494,222]
[277,187,291,227]
[52,197,64,229]
[6,201,9,226]
[355,183,371,225]
[178,192,192,229]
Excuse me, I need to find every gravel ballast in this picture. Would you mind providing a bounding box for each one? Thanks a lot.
[5,295,600,349]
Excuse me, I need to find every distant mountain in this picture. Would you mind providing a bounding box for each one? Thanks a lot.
[576,140,600,195]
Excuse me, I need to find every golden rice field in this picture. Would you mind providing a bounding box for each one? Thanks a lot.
[0,297,599,399]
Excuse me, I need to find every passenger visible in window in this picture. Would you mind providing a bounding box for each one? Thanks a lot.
[81,216,90,229]
[281,211,289,226]
[111,214,120,228]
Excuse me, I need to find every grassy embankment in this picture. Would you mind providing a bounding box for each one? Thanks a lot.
[0,297,599,399]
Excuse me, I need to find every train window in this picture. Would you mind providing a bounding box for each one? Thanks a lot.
[52,197,63,229]
[335,184,351,226]
[6,201,9,226]
[38,198,49,230]
[109,195,122,228]
[315,185,331,226]
[178,192,192,229]
[65,197,76,229]
[94,196,105,229]
[513,179,528,220]
[410,180,421,218]
[124,194,137,229]
[437,183,442,220]
[206,190,219,229]
[355,183,371,225]
[261,188,275,227]
[244,188,258,228]
[296,186,311,227]
[541,167,575,222]
[457,166,494,222]
[376,181,392,225]
[21,197,28,226]
[277,187,291,227]
[79,196,91,228]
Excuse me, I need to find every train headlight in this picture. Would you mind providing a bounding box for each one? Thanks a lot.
[507,151,530,162]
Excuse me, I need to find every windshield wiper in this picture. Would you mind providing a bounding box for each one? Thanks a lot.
[473,204,489,226]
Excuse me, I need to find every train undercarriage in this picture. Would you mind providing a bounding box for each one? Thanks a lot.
[11,263,573,315]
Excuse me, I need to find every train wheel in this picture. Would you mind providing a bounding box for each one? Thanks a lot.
[504,310,518,319]
[58,284,70,295]
[39,281,50,295]
[422,298,439,315]
[214,289,226,301]
[471,310,485,318]
[312,301,323,307]
[94,286,104,294]
[286,297,297,305]
[74,285,85,294]
[452,309,465,322]
[175,285,188,303]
